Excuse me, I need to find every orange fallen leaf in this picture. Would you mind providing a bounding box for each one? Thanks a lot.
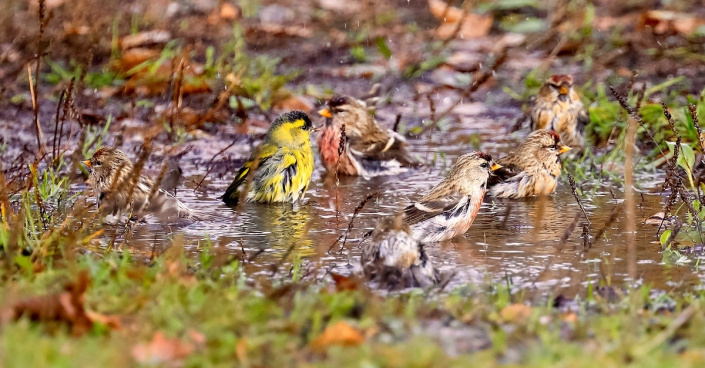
[235,338,248,363]
[500,304,532,322]
[638,10,705,35]
[275,95,315,112]
[131,331,194,364]
[310,321,365,350]
[112,48,161,73]
[9,271,93,336]
[428,0,492,39]
[120,30,172,50]
[221,3,241,20]
[330,273,360,291]
[85,310,122,330]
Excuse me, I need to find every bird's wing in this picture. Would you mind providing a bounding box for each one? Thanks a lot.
[402,193,465,226]
[145,189,194,220]
[487,161,523,187]
[222,143,277,205]
[530,108,553,131]
[349,128,421,167]
[255,150,298,194]
[577,106,590,134]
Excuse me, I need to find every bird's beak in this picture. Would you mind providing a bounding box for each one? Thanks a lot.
[490,163,502,171]
[310,126,321,133]
[558,145,572,154]
[318,108,332,118]
[82,160,92,168]
[559,85,569,95]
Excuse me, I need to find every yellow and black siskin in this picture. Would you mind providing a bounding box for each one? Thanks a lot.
[222,110,315,206]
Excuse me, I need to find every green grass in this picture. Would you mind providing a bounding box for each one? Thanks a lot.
[1,242,705,367]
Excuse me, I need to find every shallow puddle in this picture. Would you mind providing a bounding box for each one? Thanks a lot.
[93,122,705,296]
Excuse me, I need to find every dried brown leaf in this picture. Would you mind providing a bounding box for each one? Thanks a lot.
[131,331,195,364]
[275,95,315,112]
[330,273,360,291]
[310,321,365,350]
[120,31,172,50]
[428,0,492,39]
[500,304,532,323]
[9,271,92,336]
[638,10,705,35]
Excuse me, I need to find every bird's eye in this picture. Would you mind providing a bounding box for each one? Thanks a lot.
[549,144,558,150]
[550,84,560,89]
[480,162,488,168]
[95,160,101,166]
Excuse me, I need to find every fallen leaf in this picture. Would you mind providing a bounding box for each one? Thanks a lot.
[85,310,122,330]
[275,95,315,112]
[250,23,313,38]
[500,304,532,323]
[131,331,194,365]
[638,10,705,35]
[428,0,492,39]
[220,3,241,20]
[561,313,578,323]
[119,62,211,96]
[235,338,248,363]
[112,48,161,73]
[120,30,172,50]
[186,329,206,345]
[9,271,92,336]
[330,273,359,291]
[310,321,365,350]
[318,0,362,14]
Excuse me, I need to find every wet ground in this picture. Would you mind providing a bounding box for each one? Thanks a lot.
[4,0,705,298]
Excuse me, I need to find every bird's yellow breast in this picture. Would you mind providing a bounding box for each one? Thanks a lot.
[250,140,314,204]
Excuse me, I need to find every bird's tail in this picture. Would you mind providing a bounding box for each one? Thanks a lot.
[221,181,241,206]
[407,245,441,288]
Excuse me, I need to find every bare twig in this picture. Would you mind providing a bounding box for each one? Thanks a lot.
[330,192,378,253]
[194,138,240,191]
[32,0,48,160]
[586,205,623,252]
[689,103,705,163]
[52,91,66,164]
[567,174,590,225]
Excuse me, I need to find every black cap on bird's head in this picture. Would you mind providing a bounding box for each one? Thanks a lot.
[328,95,349,108]
[273,110,313,131]
[475,151,493,163]
[318,95,349,119]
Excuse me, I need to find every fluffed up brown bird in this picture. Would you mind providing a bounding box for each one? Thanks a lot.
[530,74,588,154]
[361,214,440,289]
[317,95,421,178]
[402,152,500,243]
[83,147,194,224]
[488,130,571,199]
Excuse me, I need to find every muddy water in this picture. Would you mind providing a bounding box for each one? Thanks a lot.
[94,120,705,296]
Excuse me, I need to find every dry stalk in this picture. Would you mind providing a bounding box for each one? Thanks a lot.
[52,91,66,164]
[328,192,378,253]
[586,205,623,252]
[32,0,49,160]
[689,103,705,164]
[194,138,240,191]
[609,86,666,158]
[567,173,590,225]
